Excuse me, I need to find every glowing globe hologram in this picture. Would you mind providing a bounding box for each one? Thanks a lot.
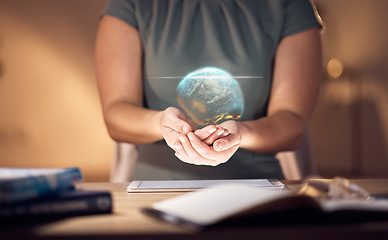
[176,67,244,128]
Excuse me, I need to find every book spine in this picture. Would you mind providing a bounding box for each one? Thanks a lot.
[0,168,83,204]
[0,192,112,218]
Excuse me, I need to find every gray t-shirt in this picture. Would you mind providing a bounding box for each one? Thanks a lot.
[103,0,320,180]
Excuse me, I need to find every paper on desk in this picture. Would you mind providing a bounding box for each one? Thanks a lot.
[151,184,291,226]
[146,181,388,228]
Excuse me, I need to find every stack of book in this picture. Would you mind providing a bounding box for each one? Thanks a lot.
[0,167,112,219]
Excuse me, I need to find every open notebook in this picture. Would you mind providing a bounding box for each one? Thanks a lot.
[141,183,388,230]
[126,179,287,192]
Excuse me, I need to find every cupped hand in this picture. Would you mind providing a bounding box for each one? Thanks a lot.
[160,107,197,151]
[174,120,241,166]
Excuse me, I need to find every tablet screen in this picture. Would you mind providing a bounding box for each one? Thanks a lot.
[127,179,286,192]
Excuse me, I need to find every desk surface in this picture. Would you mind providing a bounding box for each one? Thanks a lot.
[2,179,388,240]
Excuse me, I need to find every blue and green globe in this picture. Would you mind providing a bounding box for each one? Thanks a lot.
[176,67,244,128]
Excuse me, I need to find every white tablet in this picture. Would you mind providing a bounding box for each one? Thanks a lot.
[126,179,287,192]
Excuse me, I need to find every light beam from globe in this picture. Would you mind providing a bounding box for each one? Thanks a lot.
[176,67,244,128]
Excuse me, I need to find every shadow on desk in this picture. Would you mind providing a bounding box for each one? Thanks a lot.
[0,212,113,235]
[213,207,388,229]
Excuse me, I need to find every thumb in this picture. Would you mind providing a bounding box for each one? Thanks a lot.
[177,112,197,134]
[213,137,238,152]
[175,115,195,134]
[213,140,224,151]
[177,120,192,134]
[164,107,195,134]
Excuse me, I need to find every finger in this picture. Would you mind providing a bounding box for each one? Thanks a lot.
[221,129,230,137]
[162,128,177,149]
[213,134,240,152]
[187,132,214,157]
[188,132,220,159]
[175,147,194,165]
[175,109,197,133]
[174,141,183,152]
[193,125,217,140]
[163,128,184,150]
[178,135,218,166]
[202,127,229,145]
[188,132,234,166]
[188,132,229,166]
[176,144,217,166]
[163,107,194,134]
[174,144,191,164]
[182,116,198,133]
[171,118,193,134]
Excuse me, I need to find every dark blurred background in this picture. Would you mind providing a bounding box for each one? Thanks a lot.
[0,0,387,181]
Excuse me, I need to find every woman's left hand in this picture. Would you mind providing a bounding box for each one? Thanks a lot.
[174,120,241,166]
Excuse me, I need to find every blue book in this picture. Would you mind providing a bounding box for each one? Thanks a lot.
[0,190,112,218]
[0,167,83,204]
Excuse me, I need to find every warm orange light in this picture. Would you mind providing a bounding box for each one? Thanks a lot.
[327,58,344,78]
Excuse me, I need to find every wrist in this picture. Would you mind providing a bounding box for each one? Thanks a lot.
[148,110,164,141]
[238,121,251,149]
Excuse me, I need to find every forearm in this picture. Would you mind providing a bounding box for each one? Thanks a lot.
[238,27,322,154]
[239,110,306,154]
[103,101,164,145]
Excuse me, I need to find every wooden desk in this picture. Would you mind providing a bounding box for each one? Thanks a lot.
[2,179,388,240]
